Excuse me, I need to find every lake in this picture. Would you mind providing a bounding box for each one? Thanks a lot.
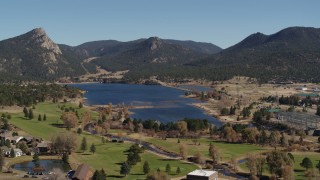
[12,159,70,173]
[69,83,222,126]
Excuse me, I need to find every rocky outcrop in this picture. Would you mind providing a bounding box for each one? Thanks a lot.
[27,28,62,55]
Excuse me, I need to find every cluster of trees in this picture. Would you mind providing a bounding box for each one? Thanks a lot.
[23,107,47,121]
[246,151,320,179]
[0,115,11,131]
[126,144,144,166]
[246,151,294,179]
[220,106,237,116]
[213,123,291,148]
[125,118,210,134]
[0,84,81,106]
[92,169,107,180]
[79,137,96,154]
[50,132,77,154]
[279,95,300,106]
[241,107,251,118]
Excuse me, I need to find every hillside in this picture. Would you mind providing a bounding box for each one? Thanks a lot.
[91,37,207,71]
[0,28,85,82]
[1,27,320,83]
[186,27,320,82]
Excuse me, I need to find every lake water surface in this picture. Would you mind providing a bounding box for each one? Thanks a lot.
[12,159,70,172]
[70,83,222,126]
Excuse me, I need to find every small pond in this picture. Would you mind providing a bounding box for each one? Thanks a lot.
[12,159,70,173]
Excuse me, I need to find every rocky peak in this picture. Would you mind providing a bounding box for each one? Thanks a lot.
[26,27,62,55]
[146,37,163,50]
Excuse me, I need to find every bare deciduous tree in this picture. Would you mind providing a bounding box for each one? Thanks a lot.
[179,144,188,160]
[61,112,78,130]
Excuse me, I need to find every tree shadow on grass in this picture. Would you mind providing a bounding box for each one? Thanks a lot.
[130,173,144,175]
[159,159,176,162]
[294,169,305,173]
[18,117,30,120]
[50,123,65,128]
[107,175,124,178]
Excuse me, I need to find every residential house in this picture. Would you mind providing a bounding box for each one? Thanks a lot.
[0,133,24,144]
[37,141,51,154]
[12,148,23,157]
[186,169,218,180]
[72,163,93,180]
[0,146,10,156]
[10,136,24,144]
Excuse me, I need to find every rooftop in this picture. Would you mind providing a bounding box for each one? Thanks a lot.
[187,169,217,177]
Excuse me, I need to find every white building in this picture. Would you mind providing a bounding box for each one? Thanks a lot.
[296,87,308,91]
[187,169,218,180]
[12,148,23,157]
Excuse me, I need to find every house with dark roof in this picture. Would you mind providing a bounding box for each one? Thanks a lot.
[72,164,93,180]
[37,141,51,154]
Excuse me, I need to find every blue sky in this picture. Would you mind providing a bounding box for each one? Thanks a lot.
[1,0,319,48]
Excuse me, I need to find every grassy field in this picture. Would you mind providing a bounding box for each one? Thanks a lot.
[292,152,320,180]
[143,137,269,162]
[71,133,197,180]
[8,102,97,139]
[5,102,197,179]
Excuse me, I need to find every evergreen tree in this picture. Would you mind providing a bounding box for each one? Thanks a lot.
[300,157,313,170]
[77,128,82,134]
[288,153,295,163]
[28,109,34,119]
[316,106,320,116]
[0,151,4,171]
[5,139,11,148]
[90,143,96,154]
[259,129,268,146]
[38,114,42,121]
[316,160,320,173]
[101,137,106,144]
[100,169,107,180]
[176,166,181,174]
[2,119,11,131]
[102,114,106,121]
[75,110,79,119]
[10,148,15,158]
[127,151,141,165]
[23,107,28,118]
[92,170,101,180]
[143,161,150,174]
[33,153,40,167]
[92,169,106,180]
[62,153,69,164]
[165,163,171,174]
[43,114,47,121]
[120,162,130,176]
[81,137,87,152]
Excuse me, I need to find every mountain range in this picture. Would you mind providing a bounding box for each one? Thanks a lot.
[0,26,320,82]
[189,27,320,82]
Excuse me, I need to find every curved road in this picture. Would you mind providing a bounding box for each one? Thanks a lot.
[106,133,247,179]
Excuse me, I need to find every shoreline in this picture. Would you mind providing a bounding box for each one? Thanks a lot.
[67,81,229,124]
